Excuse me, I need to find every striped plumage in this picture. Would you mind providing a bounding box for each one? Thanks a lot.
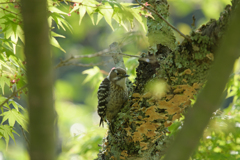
[97,78,110,127]
[97,67,129,127]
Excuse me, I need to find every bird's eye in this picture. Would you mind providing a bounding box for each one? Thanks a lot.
[117,73,119,75]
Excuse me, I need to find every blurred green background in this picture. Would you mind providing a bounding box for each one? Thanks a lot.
[2,0,240,159]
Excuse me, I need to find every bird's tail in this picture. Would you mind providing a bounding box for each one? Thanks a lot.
[99,118,104,127]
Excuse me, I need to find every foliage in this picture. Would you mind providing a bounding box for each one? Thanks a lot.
[0,0,27,149]
[67,0,147,31]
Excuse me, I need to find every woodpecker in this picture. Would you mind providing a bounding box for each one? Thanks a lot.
[97,67,129,127]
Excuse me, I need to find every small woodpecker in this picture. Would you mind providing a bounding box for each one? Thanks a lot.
[97,67,129,127]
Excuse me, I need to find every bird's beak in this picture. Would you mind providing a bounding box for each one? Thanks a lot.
[123,74,129,78]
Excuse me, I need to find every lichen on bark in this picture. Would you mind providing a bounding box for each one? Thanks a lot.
[144,0,177,52]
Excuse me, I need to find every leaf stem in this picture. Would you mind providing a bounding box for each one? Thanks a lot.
[0,84,28,109]
[20,125,29,146]
[0,6,19,16]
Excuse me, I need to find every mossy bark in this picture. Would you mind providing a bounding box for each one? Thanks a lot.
[97,1,240,160]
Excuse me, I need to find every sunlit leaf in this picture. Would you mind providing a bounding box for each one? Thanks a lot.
[168,120,181,136]
[130,7,146,32]
[0,59,14,72]
[79,5,87,25]
[0,109,28,131]
[49,6,68,15]
[0,96,7,105]
[50,13,73,32]
[99,3,114,30]
[51,31,66,38]
[60,17,73,33]
[11,34,17,54]
[106,0,123,9]
[48,16,53,28]
[0,125,19,149]
[0,76,9,94]
[16,25,24,43]
[50,36,66,53]
[86,6,95,25]
[82,66,101,84]
[96,12,103,25]
[4,23,14,39]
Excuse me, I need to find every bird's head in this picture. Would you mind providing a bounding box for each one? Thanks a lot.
[108,67,129,87]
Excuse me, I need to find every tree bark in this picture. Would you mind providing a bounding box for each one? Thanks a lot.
[20,0,55,160]
[96,1,240,160]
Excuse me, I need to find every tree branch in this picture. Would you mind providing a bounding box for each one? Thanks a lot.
[119,53,141,58]
[57,59,113,68]
[164,2,240,160]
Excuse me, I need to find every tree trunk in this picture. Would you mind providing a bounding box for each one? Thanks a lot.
[97,0,240,160]
[20,0,55,159]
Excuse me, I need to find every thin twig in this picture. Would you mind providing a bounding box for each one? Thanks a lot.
[135,0,191,42]
[191,15,196,29]
[0,84,28,109]
[119,53,141,58]
[54,42,130,69]
[0,6,19,16]
[73,48,112,59]
[20,125,29,146]
[54,48,114,69]
[55,49,140,69]
[59,59,113,67]
[55,30,144,68]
